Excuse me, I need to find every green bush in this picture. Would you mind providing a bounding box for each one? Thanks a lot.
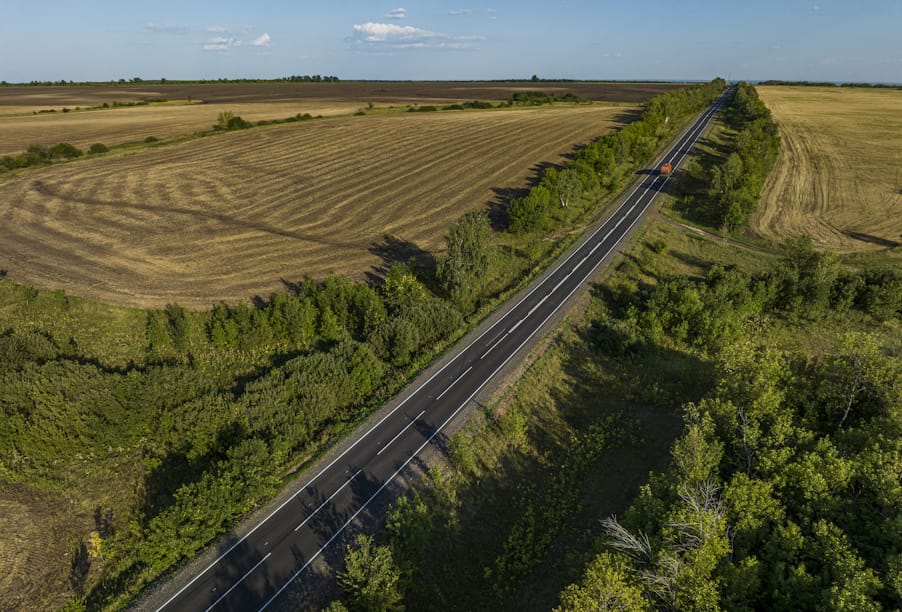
[88,143,109,154]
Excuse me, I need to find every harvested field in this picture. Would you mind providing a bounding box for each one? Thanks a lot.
[0,105,635,308]
[0,102,362,156]
[752,86,902,252]
[0,81,683,110]
[0,81,681,156]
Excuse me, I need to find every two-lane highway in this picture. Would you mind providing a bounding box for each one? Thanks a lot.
[151,87,731,611]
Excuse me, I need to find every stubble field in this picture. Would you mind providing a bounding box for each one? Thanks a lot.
[0,103,635,308]
[752,86,902,252]
[0,81,680,156]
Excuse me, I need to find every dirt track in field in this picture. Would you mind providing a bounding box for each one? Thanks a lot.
[0,105,634,308]
[752,86,902,252]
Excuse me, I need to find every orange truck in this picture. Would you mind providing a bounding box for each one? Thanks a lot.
[659,162,673,176]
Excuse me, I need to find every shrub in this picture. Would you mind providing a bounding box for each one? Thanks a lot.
[88,143,109,155]
[144,136,158,143]
[49,142,83,160]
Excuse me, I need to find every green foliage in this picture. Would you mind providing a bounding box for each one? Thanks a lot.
[505,91,589,105]
[386,493,432,575]
[49,142,83,159]
[338,534,404,612]
[436,211,493,310]
[87,143,109,154]
[554,553,651,611]
[697,82,780,231]
[506,79,727,238]
[490,424,612,597]
[578,314,899,610]
[508,185,552,234]
[216,110,251,130]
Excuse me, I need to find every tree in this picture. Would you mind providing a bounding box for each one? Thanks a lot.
[556,168,582,208]
[338,534,404,612]
[436,211,492,309]
[555,553,651,611]
[216,110,249,130]
[508,186,551,233]
[49,142,83,160]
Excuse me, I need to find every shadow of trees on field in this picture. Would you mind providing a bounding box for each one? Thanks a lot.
[487,160,559,232]
[844,231,900,249]
[366,234,435,285]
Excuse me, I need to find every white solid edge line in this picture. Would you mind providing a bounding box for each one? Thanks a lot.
[258,97,726,610]
[377,410,426,456]
[156,92,726,612]
[204,552,272,612]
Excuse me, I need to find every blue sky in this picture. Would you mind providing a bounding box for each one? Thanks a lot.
[1,1,900,83]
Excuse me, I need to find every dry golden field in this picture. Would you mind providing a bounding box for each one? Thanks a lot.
[0,104,634,308]
[0,101,363,155]
[0,81,681,156]
[752,86,902,252]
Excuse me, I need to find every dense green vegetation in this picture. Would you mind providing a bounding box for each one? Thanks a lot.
[326,84,900,611]
[675,82,780,231]
[0,141,85,171]
[0,80,726,609]
[560,255,899,609]
[508,79,727,235]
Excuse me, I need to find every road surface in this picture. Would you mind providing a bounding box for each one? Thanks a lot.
[151,88,730,612]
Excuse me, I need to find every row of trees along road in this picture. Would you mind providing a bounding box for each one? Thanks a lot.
[508,79,727,234]
[680,81,781,231]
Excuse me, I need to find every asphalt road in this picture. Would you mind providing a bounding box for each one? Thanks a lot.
[152,88,730,612]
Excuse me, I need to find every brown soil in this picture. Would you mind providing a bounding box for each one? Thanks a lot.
[0,483,89,611]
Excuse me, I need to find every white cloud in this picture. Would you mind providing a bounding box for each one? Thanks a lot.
[144,22,187,34]
[384,8,407,19]
[207,24,253,35]
[203,36,241,51]
[251,32,271,47]
[449,9,472,15]
[348,22,484,50]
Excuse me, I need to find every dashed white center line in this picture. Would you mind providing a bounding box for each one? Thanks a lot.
[294,470,362,532]
[205,552,271,611]
[481,332,509,359]
[436,366,472,400]
[377,410,426,456]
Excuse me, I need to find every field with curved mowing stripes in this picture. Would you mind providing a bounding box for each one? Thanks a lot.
[0,105,633,308]
[752,86,902,252]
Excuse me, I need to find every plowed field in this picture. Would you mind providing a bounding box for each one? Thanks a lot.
[752,86,902,251]
[0,105,634,308]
